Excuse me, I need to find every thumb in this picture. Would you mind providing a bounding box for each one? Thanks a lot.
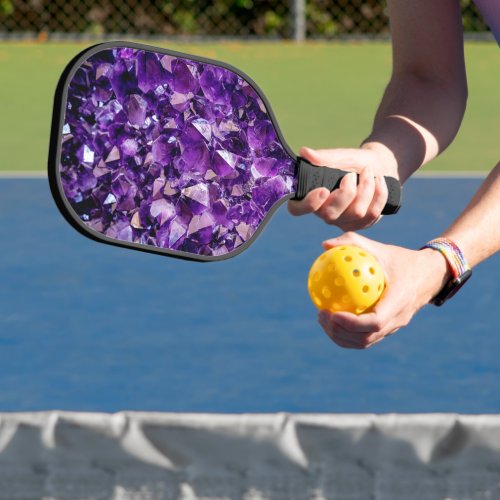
[322,231,368,250]
[299,147,366,170]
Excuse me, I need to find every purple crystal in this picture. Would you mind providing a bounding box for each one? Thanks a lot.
[124,95,148,127]
[137,51,166,93]
[253,157,279,177]
[170,92,191,112]
[171,60,199,94]
[152,135,177,164]
[150,198,176,225]
[213,149,239,178]
[248,120,277,150]
[59,47,297,257]
[199,66,234,105]
[181,183,210,215]
[177,136,210,175]
[106,218,133,241]
[188,212,215,244]
[117,48,134,59]
[252,177,288,211]
[121,138,138,157]
[109,60,138,102]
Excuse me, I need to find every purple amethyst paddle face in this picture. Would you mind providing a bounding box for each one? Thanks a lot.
[58,45,297,259]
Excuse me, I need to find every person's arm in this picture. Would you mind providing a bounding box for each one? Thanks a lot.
[288,0,467,228]
[363,0,468,182]
[317,162,500,349]
[440,164,500,268]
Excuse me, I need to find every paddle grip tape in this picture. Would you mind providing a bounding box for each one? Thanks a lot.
[293,158,402,215]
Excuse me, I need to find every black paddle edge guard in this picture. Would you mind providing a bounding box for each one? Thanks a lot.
[293,157,402,215]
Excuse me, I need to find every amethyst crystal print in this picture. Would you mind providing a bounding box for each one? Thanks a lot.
[59,47,297,258]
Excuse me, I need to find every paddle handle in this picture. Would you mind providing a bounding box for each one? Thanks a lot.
[293,157,402,215]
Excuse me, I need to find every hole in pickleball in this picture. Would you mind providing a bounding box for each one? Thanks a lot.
[313,271,321,282]
[313,294,322,307]
[378,284,382,291]
[369,267,376,275]
[342,295,351,304]
[334,277,344,286]
[327,264,335,272]
[322,286,332,299]
[359,251,366,257]
[362,285,369,293]
[344,256,352,262]
[356,306,366,314]
[352,269,360,277]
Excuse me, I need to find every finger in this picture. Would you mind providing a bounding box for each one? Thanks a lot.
[299,147,368,171]
[319,310,391,349]
[330,318,390,349]
[321,322,365,349]
[332,290,402,339]
[331,324,371,348]
[331,336,364,349]
[315,172,357,224]
[343,164,376,221]
[319,311,371,349]
[288,187,330,216]
[363,174,389,223]
[330,327,379,349]
[364,335,386,348]
[322,231,369,250]
[330,311,385,335]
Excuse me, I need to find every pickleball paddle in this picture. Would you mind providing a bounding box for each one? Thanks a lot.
[48,41,401,261]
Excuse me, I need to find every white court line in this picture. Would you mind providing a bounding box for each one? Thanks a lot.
[414,170,487,178]
[0,170,489,179]
[0,171,48,178]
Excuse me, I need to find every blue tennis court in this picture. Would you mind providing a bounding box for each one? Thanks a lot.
[0,176,498,413]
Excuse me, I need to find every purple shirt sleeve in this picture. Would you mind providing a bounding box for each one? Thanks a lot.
[473,0,500,45]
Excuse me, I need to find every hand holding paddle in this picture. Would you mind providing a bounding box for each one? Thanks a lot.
[289,146,400,231]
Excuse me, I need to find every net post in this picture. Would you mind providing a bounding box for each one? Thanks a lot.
[292,0,306,42]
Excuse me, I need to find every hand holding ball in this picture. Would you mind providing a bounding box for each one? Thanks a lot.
[308,245,385,314]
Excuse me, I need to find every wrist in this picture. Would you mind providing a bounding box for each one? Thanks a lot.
[361,141,399,178]
[417,248,453,303]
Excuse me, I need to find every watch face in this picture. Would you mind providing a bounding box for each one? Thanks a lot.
[432,269,472,306]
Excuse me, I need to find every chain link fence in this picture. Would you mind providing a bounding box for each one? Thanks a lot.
[0,0,491,40]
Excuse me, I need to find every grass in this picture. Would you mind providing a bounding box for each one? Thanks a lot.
[0,40,497,172]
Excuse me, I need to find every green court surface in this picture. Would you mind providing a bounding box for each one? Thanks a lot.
[0,41,497,173]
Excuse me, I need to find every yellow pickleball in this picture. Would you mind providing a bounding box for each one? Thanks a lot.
[308,245,385,314]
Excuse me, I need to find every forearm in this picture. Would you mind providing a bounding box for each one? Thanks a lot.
[360,0,467,183]
[362,72,467,183]
[441,162,500,267]
[419,162,500,302]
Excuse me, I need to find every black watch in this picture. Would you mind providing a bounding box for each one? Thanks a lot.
[431,269,472,306]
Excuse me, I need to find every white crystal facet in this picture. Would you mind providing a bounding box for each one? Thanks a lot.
[83,145,95,164]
